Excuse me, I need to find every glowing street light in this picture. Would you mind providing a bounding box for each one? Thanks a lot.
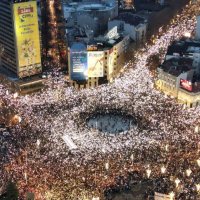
[146,168,151,178]
[197,159,200,167]
[195,125,199,133]
[175,178,180,188]
[24,172,27,184]
[169,191,175,200]
[161,166,166,174]
[184,32,191,37]
[165,144,169,152]
[130,154,134,162]
[186,168,192,177]
[196,184,200,192]
[13,92,18,98]
[105,162,109,171]
[36,139,41,147]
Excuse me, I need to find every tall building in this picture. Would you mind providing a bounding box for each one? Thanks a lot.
[0,0,42,78]
[196,16,200,40]
[40,0,67,70]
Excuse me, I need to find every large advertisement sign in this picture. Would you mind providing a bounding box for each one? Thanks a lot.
[180,79,192,91]
[13,2,42,78]
[70,43,88,80]
[88,51,104,77]
[155,192,172,200]
[108,48,115,77]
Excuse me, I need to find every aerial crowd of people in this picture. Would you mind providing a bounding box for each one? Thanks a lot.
[0,1,200,199]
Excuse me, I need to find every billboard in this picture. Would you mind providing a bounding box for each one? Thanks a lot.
[180,79,192,91]
[70,43,88,80]
[13,1,42,78]
[108,48,115,77]
[155,192,172,200]
[88,51,104,77]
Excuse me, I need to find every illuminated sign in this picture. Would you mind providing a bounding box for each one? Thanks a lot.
[180,79,192,91]
[70,43,88,80]
[108,48,115,77]
[106,26,118,39]
[13,1,42,78]
[87,45,98,51]
[88,51,104,77]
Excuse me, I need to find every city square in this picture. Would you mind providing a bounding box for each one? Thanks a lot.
[1,0,200,200]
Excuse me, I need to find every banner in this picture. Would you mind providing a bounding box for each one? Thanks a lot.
[88,51,104,77]
[180,79,192,91]
[155,192,172,200]
[108,48,115,77]
[70,43,88,80]
[13,1,42,78]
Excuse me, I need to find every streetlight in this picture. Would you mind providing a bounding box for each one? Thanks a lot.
[184,32,191,37]
[175,178,180,188]
[195,125,199,133]
[197,159,200,167]
[161,166,166,174]
[13,92,18,99]
[169,191,175,200]
[146,168,151,178]
[186,168,192,177]
[24,171,27,184]
[196,183,200,192]
[165,144,169,152]
[130,154,134,163]
[105,162,109,171]
[36,139,41,147]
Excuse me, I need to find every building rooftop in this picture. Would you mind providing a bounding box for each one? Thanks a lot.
[113,13,145,26]
[63,1,116,14]
[167,38,200,56]
[160,57,194,77]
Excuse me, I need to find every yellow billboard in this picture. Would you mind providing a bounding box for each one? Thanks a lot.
[13,1,42,78]
[88,51,104,77]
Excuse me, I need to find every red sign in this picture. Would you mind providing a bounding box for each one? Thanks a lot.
[180,79,192,91]
[18,7,33,15]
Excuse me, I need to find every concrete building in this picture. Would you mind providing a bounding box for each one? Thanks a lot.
[108,13,147,42]
[68,33,130,89]
[165,39,200,74]
[156,39,200,107]
[196,16,200,40]
[63,1,118,36]
[0,0,42,79]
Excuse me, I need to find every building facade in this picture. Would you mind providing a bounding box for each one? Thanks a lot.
[156,38,200,107]
[63,1,118,36]
[0,0,42,78]
[108,13,147,42]
[68,34,130,89]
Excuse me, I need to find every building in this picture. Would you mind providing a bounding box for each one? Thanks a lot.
[63,1,118,36]
[196,16,200,40]
[118,0,135,12]
[0,0,42,79]
[156,38,200,107]
[68,33,130,89]
[165,39,200,73]
[108,12,147,42]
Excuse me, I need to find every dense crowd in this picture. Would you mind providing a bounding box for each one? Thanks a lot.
[1,1,200,199]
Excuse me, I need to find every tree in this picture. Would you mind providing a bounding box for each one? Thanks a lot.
[146,53,161,77]
[3,181,19,200]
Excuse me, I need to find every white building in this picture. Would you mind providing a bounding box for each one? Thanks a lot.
[68,33,130,88]
[63,1,118,36]
[196,15,200,40]
[108,12,147,43]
